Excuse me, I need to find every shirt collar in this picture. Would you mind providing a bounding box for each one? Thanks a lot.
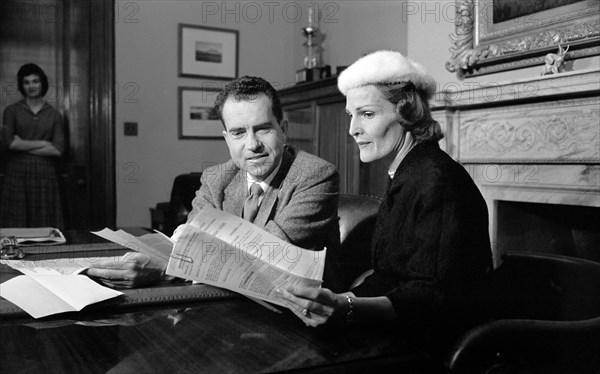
[388,132,416,179]
[18,100,50,114]
[246,159,282,194]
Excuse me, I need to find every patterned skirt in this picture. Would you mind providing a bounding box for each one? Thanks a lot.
[0,153,64,228]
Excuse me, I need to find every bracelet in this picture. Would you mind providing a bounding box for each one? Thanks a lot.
[345,295,354,325]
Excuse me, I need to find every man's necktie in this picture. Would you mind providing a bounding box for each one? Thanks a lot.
[243,183,263,223]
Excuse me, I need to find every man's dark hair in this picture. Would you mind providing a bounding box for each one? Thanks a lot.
[17,63,49,97]
[214,76,283,127]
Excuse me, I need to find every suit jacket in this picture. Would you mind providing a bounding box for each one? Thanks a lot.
[187,145,343,291]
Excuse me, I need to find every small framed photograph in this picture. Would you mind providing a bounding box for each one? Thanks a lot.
[179,24,239,79]
[178,87,223,139]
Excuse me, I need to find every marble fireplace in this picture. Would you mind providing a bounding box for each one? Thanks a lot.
[432,69,600,266]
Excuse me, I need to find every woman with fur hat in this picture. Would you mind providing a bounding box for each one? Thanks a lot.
[277,50,492,357]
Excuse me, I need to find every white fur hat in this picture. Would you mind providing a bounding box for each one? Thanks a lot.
[337,50,436,98]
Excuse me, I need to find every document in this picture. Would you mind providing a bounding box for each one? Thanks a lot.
[0,273,122,319]
[1,257,124,319]
[0,229,172,319]
[166,207,325,308]
[1,257,95,276]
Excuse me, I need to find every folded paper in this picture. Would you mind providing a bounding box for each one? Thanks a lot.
[0,274,122,318]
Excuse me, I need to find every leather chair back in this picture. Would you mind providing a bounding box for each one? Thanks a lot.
[447,251,600,373]
[151,173,202,236]
[337,193,382,289]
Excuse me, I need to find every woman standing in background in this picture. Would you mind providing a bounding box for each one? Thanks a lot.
[0,63,65,228]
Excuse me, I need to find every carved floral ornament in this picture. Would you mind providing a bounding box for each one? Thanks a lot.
[460,99,600,162]
[446,0,600,76]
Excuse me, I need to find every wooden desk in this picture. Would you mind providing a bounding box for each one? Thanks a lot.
[0,299,437,373]
[0,233,436,373]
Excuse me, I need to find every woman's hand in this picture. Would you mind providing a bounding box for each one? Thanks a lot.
[86,252,169,288]
[9,136,61,156]
[28,141,61,156]
[276,285,350,327]
[9,135,44,151]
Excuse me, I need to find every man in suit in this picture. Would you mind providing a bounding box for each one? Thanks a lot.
[87,76,342,291]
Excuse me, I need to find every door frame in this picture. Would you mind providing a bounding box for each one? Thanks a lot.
[89,0,116,228]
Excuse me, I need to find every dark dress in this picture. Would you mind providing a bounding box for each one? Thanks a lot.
[0,101,65,228]
[352,141,492,354]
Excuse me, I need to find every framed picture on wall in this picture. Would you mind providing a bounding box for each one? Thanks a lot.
[179,24,239,79]
[446,0,600,76]
[178,87,223,139]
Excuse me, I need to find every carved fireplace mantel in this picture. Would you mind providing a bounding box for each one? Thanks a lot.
[431,69,600,265]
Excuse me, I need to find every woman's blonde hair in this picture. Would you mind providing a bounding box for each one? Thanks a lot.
[378,82,443,143]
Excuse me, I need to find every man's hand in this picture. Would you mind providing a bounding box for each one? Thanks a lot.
[86,252,168,288]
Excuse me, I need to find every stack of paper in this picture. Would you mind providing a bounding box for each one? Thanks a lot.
[0,227,66,246]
